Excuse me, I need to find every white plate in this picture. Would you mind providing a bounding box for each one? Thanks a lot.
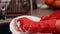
[9,15,40,34]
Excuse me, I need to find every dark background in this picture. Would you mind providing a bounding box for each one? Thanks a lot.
[0,23,12,34]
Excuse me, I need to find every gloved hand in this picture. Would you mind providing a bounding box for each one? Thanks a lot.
[17,17,59,34]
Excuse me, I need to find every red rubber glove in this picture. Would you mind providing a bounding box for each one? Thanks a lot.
[17,17,59,34]
[49,10,60,19]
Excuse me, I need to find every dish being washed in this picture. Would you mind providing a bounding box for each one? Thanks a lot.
[9,15,40,34]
